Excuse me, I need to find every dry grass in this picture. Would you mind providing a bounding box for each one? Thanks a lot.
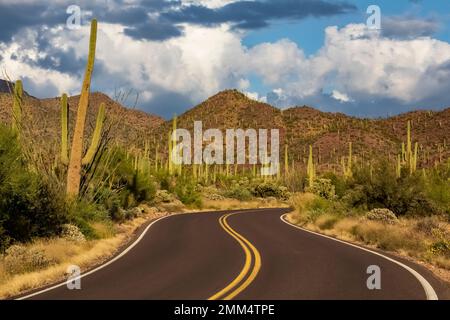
[287,193,450,283]
[202,197,289,211]
[0,208,168,299]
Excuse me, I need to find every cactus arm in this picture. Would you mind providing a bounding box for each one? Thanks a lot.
[66,19,97,197]
[82,102,105,165]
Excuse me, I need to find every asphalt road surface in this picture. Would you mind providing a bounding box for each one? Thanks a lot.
[19,208,449,300]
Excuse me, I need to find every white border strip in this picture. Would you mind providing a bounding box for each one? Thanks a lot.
[280,214,438,300]
[17,214,176,300]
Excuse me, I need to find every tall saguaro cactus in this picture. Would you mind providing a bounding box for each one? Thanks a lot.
[66,19,98,197]
[61,94,69,165]
[307,145,315,187]
[343,142,353,178]
[12,80,23,133]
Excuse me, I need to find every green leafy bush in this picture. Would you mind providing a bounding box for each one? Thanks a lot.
[173,176,202,207]
[305,178,336,200]
[251,181,289,199]
[342,162,440,216]
[225,186,253,201]
[0,125,66,251]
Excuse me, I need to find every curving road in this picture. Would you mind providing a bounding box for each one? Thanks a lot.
[19,208,449,300]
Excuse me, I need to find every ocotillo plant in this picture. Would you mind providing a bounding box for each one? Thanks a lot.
[12,80,23,133]
[66,19,100,197]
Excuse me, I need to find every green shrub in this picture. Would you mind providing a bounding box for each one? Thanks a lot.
[322,172,347,198]
[251,181,289,199]
[173,176,202,207]
[429,241,450,257]
[225,186,253,201]
[343,162,440,216]
[0,125,66,251]
[305,178,336,200]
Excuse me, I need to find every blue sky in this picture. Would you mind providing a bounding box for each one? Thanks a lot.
[243,0,450,100]
[1,0,450,118]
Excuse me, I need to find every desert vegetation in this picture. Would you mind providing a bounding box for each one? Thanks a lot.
[0,18,449,296]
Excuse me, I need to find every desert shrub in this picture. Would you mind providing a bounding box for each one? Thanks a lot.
[154,190,178,203]
[350,222,425,252]
[424,167,450,216]
[251,181,289,199]
[415,217,442,236]
[289,193,335,223]
[98,148,156,208]
[283,170,307,192]
[61,224,86,242]
[225,186,253,201]
[198,186,225,200]
[305,178,336,200]
[66,200,108,239]
[2,244,55,274]
[343,162,440,216]
[366,208,398,224]
[0,125,66,251]
[317,215,340,230]
[429,241,450,257]
[173,176,202,207]
[322,172,347,198]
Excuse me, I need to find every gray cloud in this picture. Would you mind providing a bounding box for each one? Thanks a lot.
[0,3,66,42]
[0,0,356,43]
[124,19,183,41]
[163,0,356,30]
[382,16,440,39]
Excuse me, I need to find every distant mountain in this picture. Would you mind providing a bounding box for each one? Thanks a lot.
[153,89,449,171]
[0,91,165,150]
[0,86,448,171]
[0,79,32,96]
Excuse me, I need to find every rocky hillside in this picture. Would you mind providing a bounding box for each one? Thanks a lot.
[0,92,165,153]
[0,88,448,171]
[154,90,449,171]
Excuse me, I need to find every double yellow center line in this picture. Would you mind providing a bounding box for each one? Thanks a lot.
[208,212,261,300]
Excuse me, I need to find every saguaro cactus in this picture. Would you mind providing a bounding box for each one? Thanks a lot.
[66,19,98,197]
[61,94,69,165]
[307,145,315,187]
[343,142,353,178]
[82,102,105,165]
[284,144,289,176]
[12,80,23,133]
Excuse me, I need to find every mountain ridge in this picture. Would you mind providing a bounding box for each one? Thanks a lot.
[0,87,449,171]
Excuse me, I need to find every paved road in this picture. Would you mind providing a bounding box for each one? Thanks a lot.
[19,208,449,300]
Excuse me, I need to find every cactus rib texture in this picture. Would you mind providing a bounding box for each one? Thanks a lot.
[66,19,98,197]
